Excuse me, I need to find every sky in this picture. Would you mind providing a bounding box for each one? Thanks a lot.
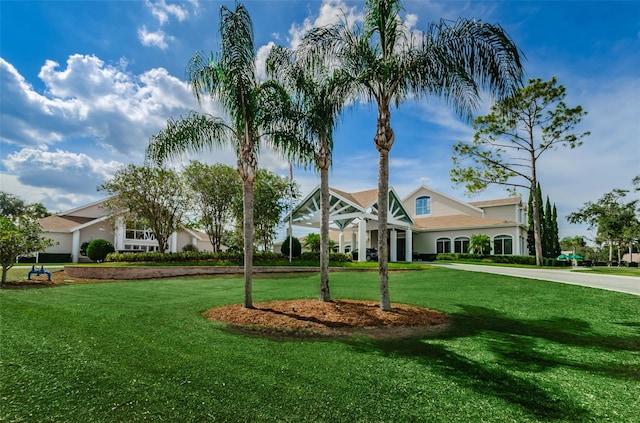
[1,0,639,243]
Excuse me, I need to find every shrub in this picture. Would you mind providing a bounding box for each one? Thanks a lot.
[280,236,302,258]
[435,253,536,265]
[80,241,90,256]
[182,244,199,253]
[86,239,115,262]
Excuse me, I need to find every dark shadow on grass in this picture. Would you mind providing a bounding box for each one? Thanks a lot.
[345,305,640,421]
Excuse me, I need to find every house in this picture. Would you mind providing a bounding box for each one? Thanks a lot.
[38,199,214,262]
[286,185,529,261]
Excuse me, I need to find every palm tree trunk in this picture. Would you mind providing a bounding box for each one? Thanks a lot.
[375,104,394,312]
[378,149,391,311]
[242,179,254,308]
[319,164,331,302]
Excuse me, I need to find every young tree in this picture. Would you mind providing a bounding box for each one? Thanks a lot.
[0,216,56,283]
[568,186,639,263]
[303,233,321,252]
[146,4,301,309]
[99,165,190,253]
[267,45,354,302]
[301,0,523,311]
[183,162,241,252]
[468,234,491,255]
[252,169,296,251]
[452,77,589,266]
[560,236,586,256]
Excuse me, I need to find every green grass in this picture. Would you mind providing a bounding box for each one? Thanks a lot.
[1,269,638,422]
[574,266,640,277]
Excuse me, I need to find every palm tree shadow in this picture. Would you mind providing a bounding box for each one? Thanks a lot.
[346,305,640,421]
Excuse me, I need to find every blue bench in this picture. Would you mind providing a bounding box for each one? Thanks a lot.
[27,265,51,281]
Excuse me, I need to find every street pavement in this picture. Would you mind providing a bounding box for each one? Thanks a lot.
[436,263,640,296]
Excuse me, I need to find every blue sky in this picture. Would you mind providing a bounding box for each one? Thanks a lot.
[1,0,638,241]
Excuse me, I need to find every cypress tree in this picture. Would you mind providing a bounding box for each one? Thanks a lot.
[544,196,553,257]
[552,204,561,257]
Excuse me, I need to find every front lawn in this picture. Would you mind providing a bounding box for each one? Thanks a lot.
[1,268,638,422]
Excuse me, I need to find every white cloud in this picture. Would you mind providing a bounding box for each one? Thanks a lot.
[288,0,363,49]
[2,55,205,158]
[138,26,173,49]
[145,0,189,25]
[2,148,124,204]
[255,41,275,82]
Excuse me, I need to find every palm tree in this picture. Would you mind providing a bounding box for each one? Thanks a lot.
[266,45,354,302]
[146,3,299,309]
[299,0,524,310]
[469,234,491,255]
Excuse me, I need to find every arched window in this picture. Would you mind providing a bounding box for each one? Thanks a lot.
[416,196,431,215]
[493,235,513,255]
[436,237,451,254]
[454,236,470,253]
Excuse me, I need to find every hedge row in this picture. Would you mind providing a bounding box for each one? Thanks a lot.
[299,252,353,262]
[104,250,353,263]
[436,253,537,265]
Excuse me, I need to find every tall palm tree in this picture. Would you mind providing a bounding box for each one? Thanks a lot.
[146,3,299,309]
[266,45,354,302]
[300,0,524,311]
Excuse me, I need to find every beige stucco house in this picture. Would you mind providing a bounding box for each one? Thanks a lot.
[38,199,214,262]
[286,185,529,262]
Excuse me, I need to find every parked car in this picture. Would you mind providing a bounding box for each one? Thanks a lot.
[351,248,378,261]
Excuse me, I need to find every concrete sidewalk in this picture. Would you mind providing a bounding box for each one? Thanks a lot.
[436,263,640,296]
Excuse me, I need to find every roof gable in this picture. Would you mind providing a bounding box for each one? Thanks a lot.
[403,185,483,217]
[285,186,413,230]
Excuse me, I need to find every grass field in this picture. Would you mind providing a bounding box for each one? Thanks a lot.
[1,268,639,422]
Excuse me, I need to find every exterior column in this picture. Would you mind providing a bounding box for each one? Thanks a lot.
[405,228,413,262]
[351,230,357,254]
[358,219,367,262]
[390,229,397,262]
[339,232,344,253]
[170,232,178,253]
[71,230,80,263]
[114,217,125,250]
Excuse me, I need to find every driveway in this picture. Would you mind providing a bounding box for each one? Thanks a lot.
[435,263,640,296]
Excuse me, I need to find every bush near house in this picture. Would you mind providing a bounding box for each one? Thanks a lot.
[437,253,537,265]
[86,239,115,262]
[300,252,352,262]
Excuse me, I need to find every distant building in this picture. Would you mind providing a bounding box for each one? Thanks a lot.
[38,199,213,262]
[285,185,529,261]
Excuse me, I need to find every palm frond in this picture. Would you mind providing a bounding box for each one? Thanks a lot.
[146,112,234,165]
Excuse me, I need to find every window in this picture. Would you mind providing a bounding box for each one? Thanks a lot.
[454,237,470,253]
[124,244,159,253]
[436,237,451,254]
[416,196,431,216]
[493,235,513,255]
[125,221,156,241]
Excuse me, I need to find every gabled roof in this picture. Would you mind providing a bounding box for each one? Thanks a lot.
[39,214,109,232]
[470,197,522,207]
[413,214,517,231]
[285,186,413,230]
